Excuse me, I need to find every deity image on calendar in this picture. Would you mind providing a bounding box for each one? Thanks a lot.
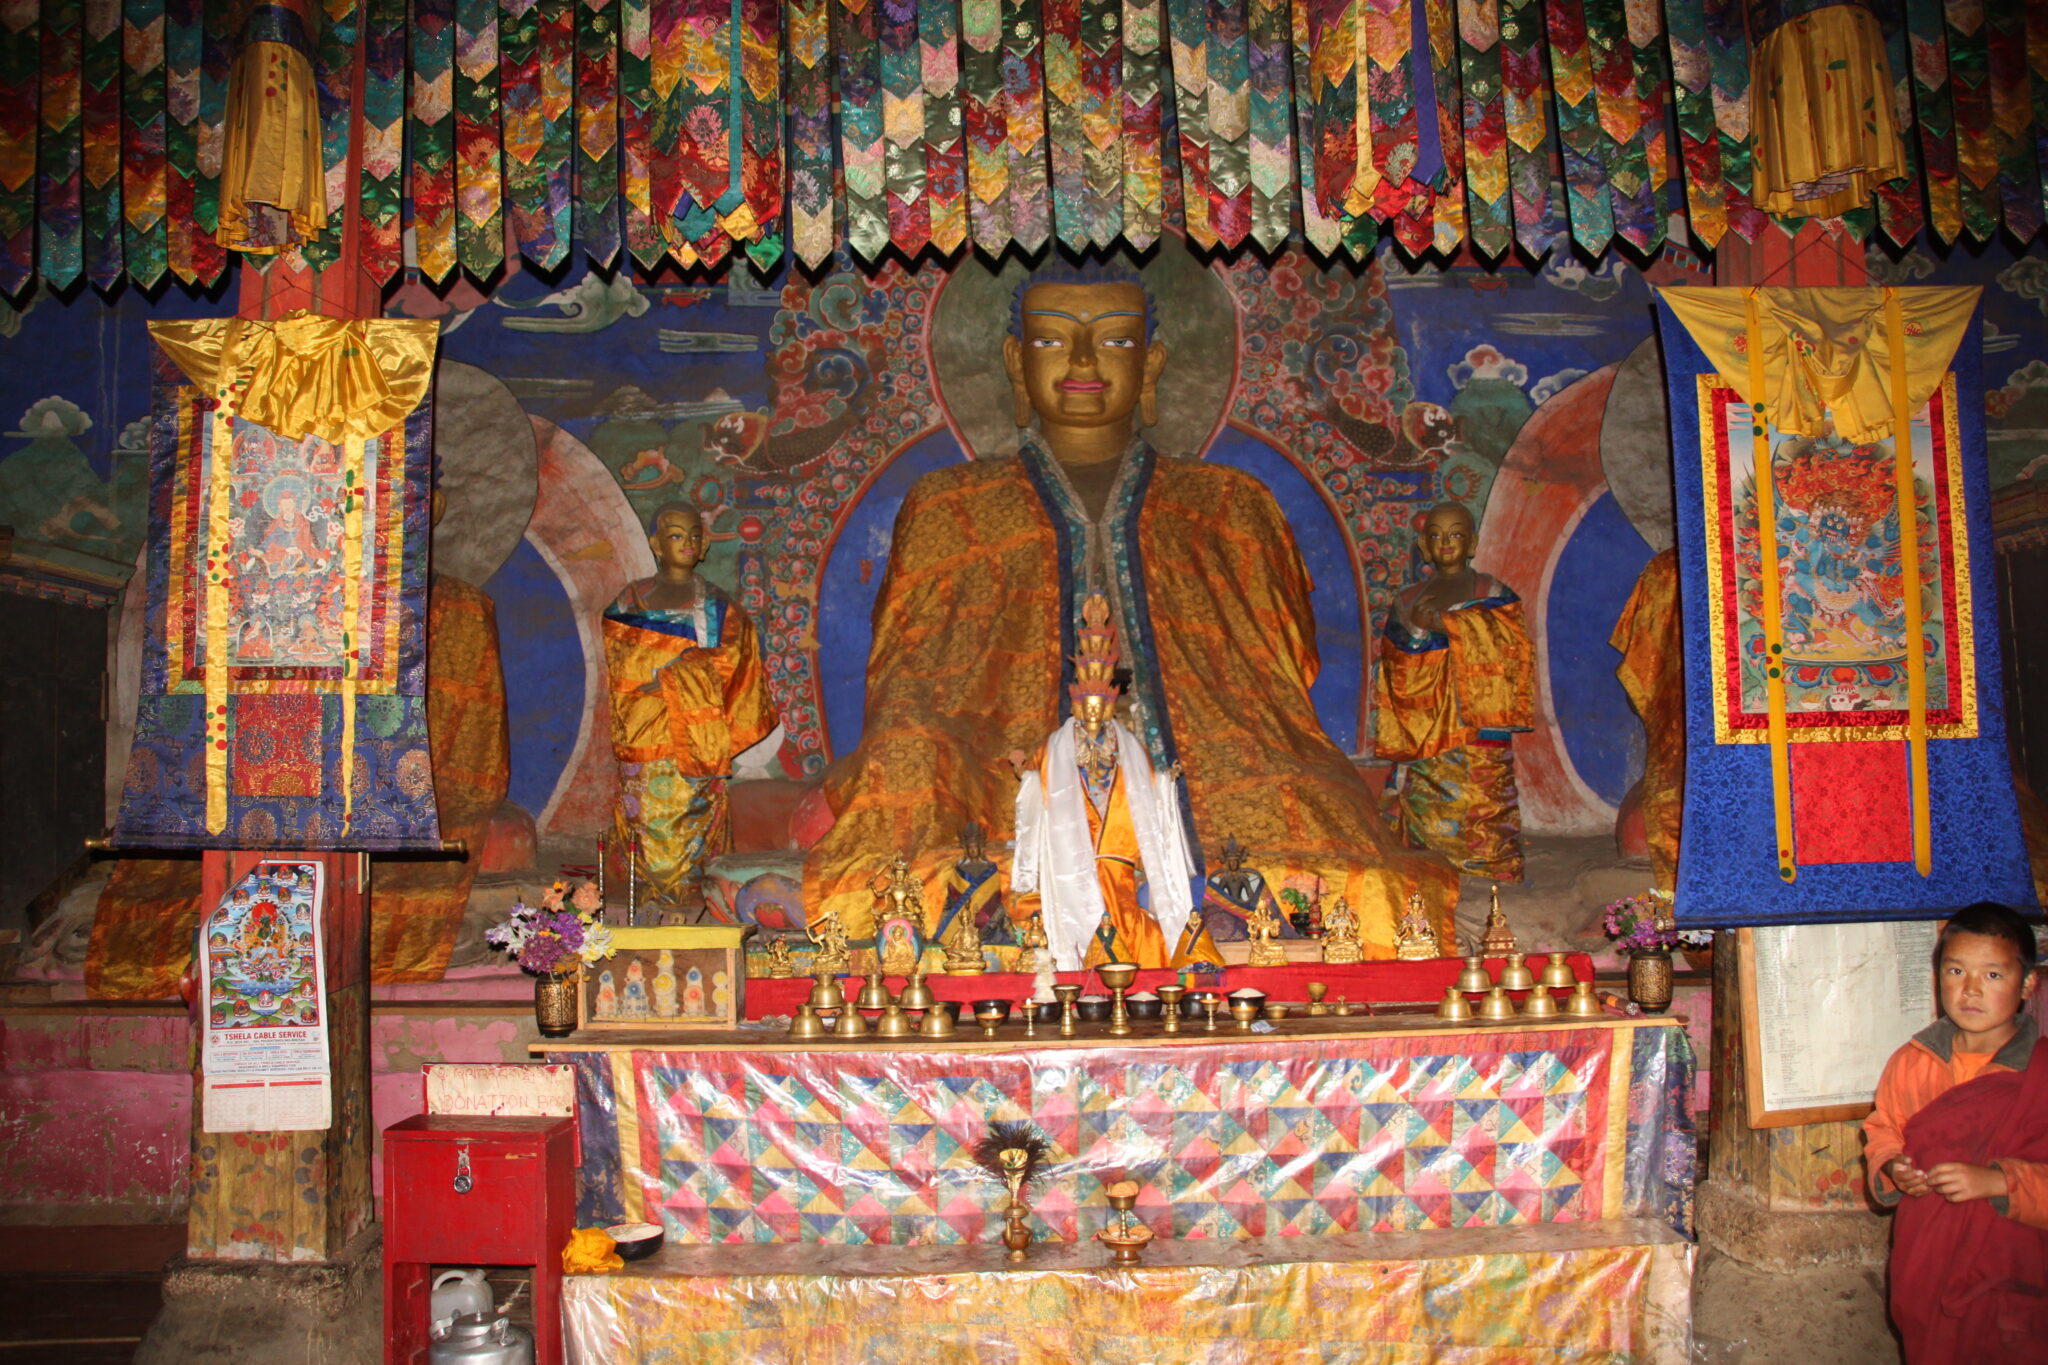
[802,266,1461,956]
[201,863,321,1029]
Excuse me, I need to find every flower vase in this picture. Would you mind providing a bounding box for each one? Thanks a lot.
[1627,949,1674,1013]
[534,971,578,1038]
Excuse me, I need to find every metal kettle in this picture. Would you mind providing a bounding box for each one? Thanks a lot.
[429,1313,535,1365]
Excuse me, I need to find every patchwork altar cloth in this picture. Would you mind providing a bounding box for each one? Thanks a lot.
[563,1221,1694,1364]
[113,317,441,850]
[551,1017,1695,1246]
[1654,289,2033,921]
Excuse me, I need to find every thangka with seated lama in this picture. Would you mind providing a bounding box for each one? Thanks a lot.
[112,315,441,851]
[1655,286,2033,923]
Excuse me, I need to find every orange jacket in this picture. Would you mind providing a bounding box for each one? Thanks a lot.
[1864,1016,2048,1229]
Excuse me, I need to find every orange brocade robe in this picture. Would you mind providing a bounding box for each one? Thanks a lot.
[805,447,1459,953]
[1611,549,1683,894]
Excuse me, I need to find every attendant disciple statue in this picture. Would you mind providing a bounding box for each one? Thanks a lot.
[803,266,1458,956]
[603,503,778,914]
[1374,502,1536,881]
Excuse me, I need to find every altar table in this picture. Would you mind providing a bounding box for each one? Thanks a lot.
[539,1015,1694,1246]
[562,1219,1694,1364]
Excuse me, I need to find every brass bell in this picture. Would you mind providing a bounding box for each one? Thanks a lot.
[1564,981,1603,1017]
[898,973,936,1011]
[1476,986,1517,1021]
[874,1004,915,1038]
[1521,984,1558,1018]
[787,1003,828,1039]
[918,1004,957,1039]
[1435,986,1473,1022]
[809,974,846,1013]
[1497,951,1535,992]
[833,1002,870,1038]
[1539,952,1578,991]
[1454,955,1492,994]
[857,971,893,1010]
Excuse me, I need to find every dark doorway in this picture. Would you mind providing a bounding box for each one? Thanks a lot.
[0,591,106,929]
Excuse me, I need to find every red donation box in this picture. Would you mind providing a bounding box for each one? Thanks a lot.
[382,1115,576,1365]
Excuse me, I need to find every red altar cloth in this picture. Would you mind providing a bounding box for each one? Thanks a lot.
[740,955,1596,1019]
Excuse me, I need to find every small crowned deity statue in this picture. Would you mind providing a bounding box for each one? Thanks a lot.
[763,937,798,979]
[1022,911,1057,1003]
[871,857,928,975]
[1321,897,1364,965]
[809,907,852,976]
[942,822,1010,946]
[1395,892,1443,961]
[1246,902,1289,967]
[1479,884,1517,956]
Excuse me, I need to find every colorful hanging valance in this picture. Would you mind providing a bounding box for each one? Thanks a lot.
[6,0,2048,286]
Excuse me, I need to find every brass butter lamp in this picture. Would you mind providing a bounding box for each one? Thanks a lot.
[1052,982,1082,1037]
[1229,998,1259,1031]
[975,1003,1007,1039]
[1156,983,1185,1035]
[1095,962,1139,1037]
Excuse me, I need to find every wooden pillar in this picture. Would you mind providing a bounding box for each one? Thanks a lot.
[185,850,375,1262]
[1699,220,1890,1265]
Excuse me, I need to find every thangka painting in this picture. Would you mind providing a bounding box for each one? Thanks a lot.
[1657,288,2033,925]
[199,859,331,1132]
[113,317,442,850]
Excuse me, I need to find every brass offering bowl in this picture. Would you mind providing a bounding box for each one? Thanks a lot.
[1155,983,1186,1035]
[1124,992,1163,1021]
[857,971,893,1010]
[809,974,846,1013]
[833,1002,870,1038]
[1539,952,1578,992]
[1521,984,1559,1018]
[1564,981,1603,1017]
[1074,995,1112,1024]
[917,1003,957,1039]
[973,1002,1008,1039]
[1305,981,1329,1017]
[1497,952,1535,993]
[1476,986,1517,1021]
[1052,982,1082,1037]
[1228,998,1259,1030]
[1096,1183,1155,1266]
[1435,986,1474,1022]
[1260,1002,1289,1023]
[1095,962,1139,1037]
[874,1004,915,1038]
[1455,955,1492,994]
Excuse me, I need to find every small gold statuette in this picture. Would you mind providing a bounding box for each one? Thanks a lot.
[1395,892,1441,961]
[944,888,987,975]
[1245,902,1288,967]
[1320,897,1363,965]
[1479,883,1517,956]
[809,907,852,976]
[877,916,920,977]
[764,937,798,979]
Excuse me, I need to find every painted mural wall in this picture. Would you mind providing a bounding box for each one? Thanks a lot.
[6,234,2047,863]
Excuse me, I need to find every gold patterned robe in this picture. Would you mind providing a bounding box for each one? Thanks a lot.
[805,442,1459,955]
[1611,550,1684,894]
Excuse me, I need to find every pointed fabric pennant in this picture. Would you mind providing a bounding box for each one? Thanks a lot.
[358,0,405,283]
[0,0,37,295]
[576,0,621,268]
[1003,0,1050,251]
[1630,0,1668,251]
[1204,0,1252,246]
[1945,0,1996,242]
[1246,0,1292,250]
[410,0,457,283]
[1545,0,1612,255]
[299,0,358,275]
[1591,0,1658,252]
[503,0,574,270]
[785,0,833,265]
[1906,0,1959,242]
[1985,0,2037,244]
[1045,0,1088,247]
[1078,0,1124,248]
[1166,0,1216,246]
[919,0,966,253]
[1121,0,1165,247]
[834,0,887,259]
[35,0,81,290]
[121,0,166,288]
[1288,0,1341,252]
[620,0,663,267]
[1458,0,1509,256]
[2030,0,2048,244]
[163,0,197,283]
[455,0,504,277]
[190,0,226,282]
[738,0,782,268]
[960,0,1010,252]
[1873,0,1925,247]
[1499,0,1556,254]
[1364,0,1419,233]
[1421,0,1464,255]
[881,0,931,255]
[1663,0,1723,248]
[1703,0,1763,242]
[81,0,122,289]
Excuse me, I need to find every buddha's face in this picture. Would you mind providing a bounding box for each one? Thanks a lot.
[1004,283,1163,430]
[649,510,705,572]
[1420,506,1475,573]
[1075,692,1113,739]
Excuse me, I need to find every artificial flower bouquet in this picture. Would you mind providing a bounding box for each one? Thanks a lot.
[486,879,615,976]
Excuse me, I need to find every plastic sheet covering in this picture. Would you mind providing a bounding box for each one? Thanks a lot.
[560,1017,1696,1245]
[562,1219,1695,1364]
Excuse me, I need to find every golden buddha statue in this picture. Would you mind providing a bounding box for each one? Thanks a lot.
[763,937,798,979]
[1395,892,1442,961]
[1374,502,1536,881]
[1245,902,1288,967]
[1321,897,1364,965]
[809,907,851,976]
[802,265,1460,957]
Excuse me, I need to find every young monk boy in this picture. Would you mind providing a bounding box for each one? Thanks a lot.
[1863,902,2048,1362]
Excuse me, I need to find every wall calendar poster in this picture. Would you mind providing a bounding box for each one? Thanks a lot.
[199,859,332,1132]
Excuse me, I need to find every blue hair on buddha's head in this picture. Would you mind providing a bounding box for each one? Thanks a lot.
[1009,261,1157,342]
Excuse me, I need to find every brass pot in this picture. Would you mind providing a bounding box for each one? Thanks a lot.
[534,972,577,1038]
[1628,949,1674,1013]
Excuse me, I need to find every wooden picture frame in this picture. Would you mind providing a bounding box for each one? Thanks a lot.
[576,926,748,1030]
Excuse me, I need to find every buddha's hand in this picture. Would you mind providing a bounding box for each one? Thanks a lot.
[1007,748,1030,778]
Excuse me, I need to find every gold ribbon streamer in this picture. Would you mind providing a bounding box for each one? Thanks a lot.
[339,435,366,834]
[205,401,236,835]
[1746,290,1796,883]
[1886,289,1932,876]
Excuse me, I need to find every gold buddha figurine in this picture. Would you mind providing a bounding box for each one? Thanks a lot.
[871,856,927,975]
[809,907,852,976]
[1321,897,1364,965]
[1395,892,1442,961]
[1479,884,1517,956]
[944,884,987,974]
[1246,902,1288,967]
[763,937,798,979]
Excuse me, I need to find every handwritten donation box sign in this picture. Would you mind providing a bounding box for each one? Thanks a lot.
[199,859,332,1132]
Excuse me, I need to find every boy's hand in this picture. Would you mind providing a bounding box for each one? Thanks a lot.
[1887,1157,1933,1197]
[1923,1161,2009,1203]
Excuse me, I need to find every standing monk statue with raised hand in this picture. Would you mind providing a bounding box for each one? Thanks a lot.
[1374,502,1535,881]
[803,264,1459,955]
[604,502,778,915]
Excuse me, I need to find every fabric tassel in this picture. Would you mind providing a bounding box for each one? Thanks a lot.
[1121,0,1164,247]
[1165,0,1215,246]
[1663,0,1722,248]
[455,0,504,277]
[961,0,1010,252]
[1499,0,1556,254]
[920,0,966,253]
[121,0,166,289]
[833,0,887,259]
[1421,0,1464,255]
[1704,0,1765,241]
[1045,0,1088,247]
[0,0,38,295]
[1905,0,1959,242]
[1872,0,1924,247]
[1588,0,1651,250]
[1077,0,1123,247]
[191,0,225,281]
[297,0,358,275]
[1629,0,1668,251]
[81,0,122,287]
[738,0,781,262]
[575,0,621,268]
[410,0,457,283]
[1545,0,1612,255]
[164,0,196,284]
[1204,0,1250,247]
[1944,0,1996,242]
[621,0,661,268]
[784,0,833,266]
[357,0,404,283]
[1458,0,1509,257]
[1246,0,1291,251]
